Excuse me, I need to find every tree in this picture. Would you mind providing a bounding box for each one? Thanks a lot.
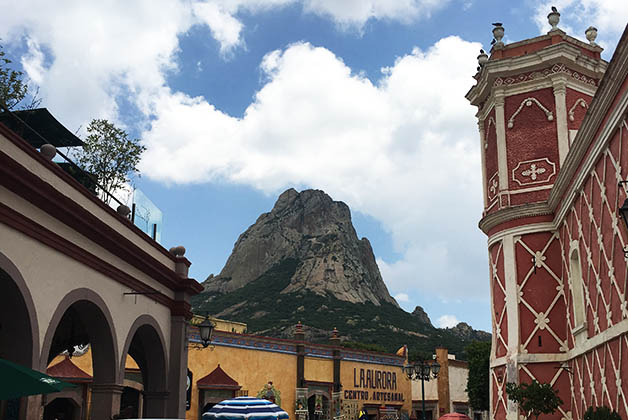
[465,341,490,411]
[0,43,28,110]
[584,406,621,420]
[0,43,40,110]
[73,119,146,204]
[505,380,563,420]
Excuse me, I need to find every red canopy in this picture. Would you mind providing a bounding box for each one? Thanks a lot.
[438,414,471,420]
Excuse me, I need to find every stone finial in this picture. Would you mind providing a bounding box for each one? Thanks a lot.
[548,6,560,31]
[330,327,339,342]
[477,49,489,67]
[585,26,598,45]
[491,23,505,48]
[116,204,131,218]
[170,245,186,257]
[294,321,305,340]
[39,144,56,161]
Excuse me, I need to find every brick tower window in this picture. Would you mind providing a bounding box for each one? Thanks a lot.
[569,241,586,338]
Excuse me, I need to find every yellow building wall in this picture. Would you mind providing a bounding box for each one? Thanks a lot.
[304,357,333,383]
[187,344,297,420]
[340,360,412,413]
[186,344,412,420]
[191,315,247,334]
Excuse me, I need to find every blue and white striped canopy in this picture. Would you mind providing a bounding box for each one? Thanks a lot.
[202,397,290,420]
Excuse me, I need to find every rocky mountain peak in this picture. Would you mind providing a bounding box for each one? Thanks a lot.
[411,306,433,327]
[203,188,398,307]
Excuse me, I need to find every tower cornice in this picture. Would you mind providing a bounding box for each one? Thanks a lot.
[479,202,553,235]
[467,42,607,106]
[478,47,628,237]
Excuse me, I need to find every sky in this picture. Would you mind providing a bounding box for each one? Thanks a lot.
[2,0,627,333]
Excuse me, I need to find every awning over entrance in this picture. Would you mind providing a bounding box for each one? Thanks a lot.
[197,364,241,390]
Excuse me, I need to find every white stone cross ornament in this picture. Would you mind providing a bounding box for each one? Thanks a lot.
[522,164,546,180]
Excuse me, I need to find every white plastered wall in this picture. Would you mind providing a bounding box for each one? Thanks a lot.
[0,221,172,366]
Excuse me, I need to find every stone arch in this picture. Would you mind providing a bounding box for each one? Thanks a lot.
[120,314,168,417]
[0,252,39,368]
[40,288,120,419]
[0,252,40,420]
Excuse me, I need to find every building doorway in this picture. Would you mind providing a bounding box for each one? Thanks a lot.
[122,319,168,418]
[415,410,433,420]
[307,394,329,420]
[43,398,78,420]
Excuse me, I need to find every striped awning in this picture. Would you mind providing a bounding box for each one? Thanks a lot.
[202,397,289,420]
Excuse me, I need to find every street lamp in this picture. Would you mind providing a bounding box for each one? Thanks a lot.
[198,317,215,348]
[403,359,440,420]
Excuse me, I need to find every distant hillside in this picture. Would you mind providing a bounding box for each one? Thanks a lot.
[194,189,490,358]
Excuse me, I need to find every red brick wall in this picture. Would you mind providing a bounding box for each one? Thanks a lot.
[505,88,559,196]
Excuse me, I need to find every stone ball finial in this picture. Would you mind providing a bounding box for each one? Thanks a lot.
[477,49,489,66]
[171,245,186,257]
[491,22,505,48]
[40,144,56,161]
[116,204,131,218]
[585,26,598,45]
[548,7,560,31]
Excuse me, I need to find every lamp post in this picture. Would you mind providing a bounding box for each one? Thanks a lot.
[198,317,215,348]
[403,359,440,420]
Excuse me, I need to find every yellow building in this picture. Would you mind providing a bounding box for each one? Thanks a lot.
[190,315,247,334]
[187,323,412,420]
[42,321,412,420]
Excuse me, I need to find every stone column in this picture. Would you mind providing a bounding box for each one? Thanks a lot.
[24,394,41,420]
[552,77,569,165]
[295,322,305,388]
[90,383,123,420]
[144,391,170,417]
[502,234,520,420]
[167,311,189,418]
[494,92,508,197]
[330,328,341,393]
[478,120,488,208]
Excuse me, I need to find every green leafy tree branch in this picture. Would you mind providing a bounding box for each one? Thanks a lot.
[465,341,490,411]
[505,380,562,420]
[0,43,40,110]
[73,119,146,204]
[584,406,621,420]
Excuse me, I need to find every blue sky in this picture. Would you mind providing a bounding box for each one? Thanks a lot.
[2,0,626,333]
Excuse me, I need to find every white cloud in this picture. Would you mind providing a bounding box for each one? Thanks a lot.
[193,2,245,55]
[394,293,410,303]
[0,0,450,131]
[437,314,459,328]
[140,37,488,301]
[20,38,45,86]
[303,0,449,28]
[0,0,194,129]
[532,0,628,56]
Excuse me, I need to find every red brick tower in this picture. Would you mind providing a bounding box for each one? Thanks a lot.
[466,10,607,420]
